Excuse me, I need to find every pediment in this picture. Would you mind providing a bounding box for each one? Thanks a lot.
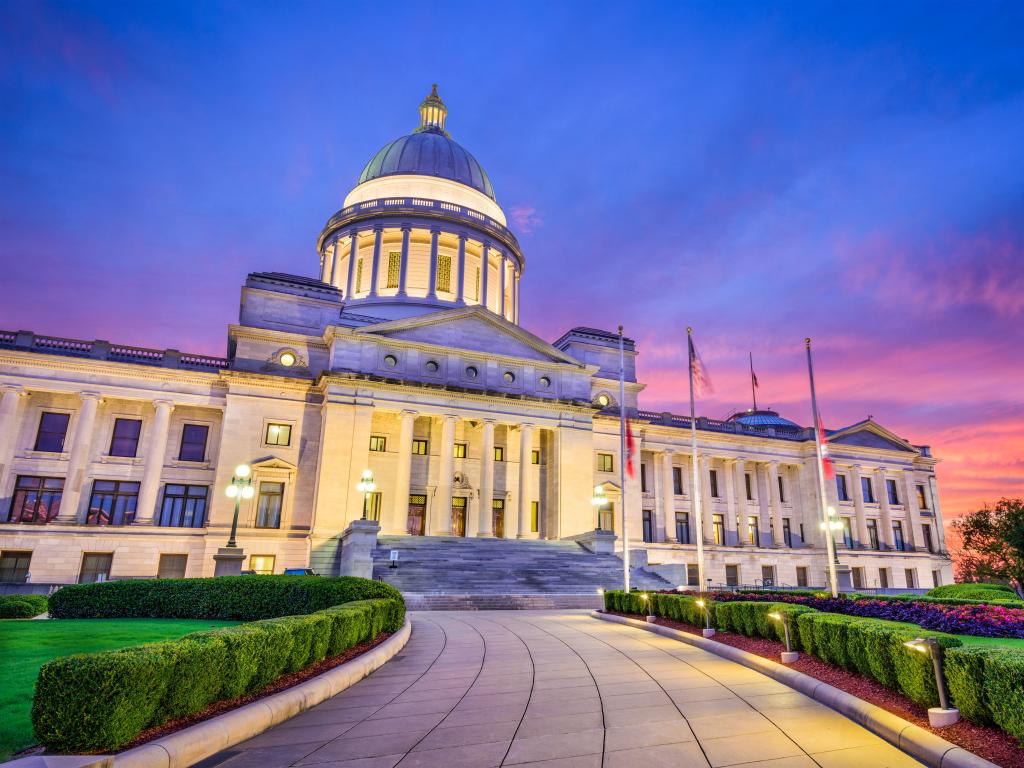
[829,420,918,454]
[251,456,300,472]
[353,306,583,366]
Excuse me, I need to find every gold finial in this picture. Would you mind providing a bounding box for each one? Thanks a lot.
[805,337,812,347]
[687,326,693,334]
[618,324,624,335]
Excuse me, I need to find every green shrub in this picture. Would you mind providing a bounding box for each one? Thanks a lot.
[605,590,710,627]
[33,590,404,754]
[0,593,48,618]
[945,646,992,724]
[714,601,815,649]
[946,646,1024,742]
[47,575,403,621]
[926,583,1018,602]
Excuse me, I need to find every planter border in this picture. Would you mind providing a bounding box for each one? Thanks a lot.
[593,611,995,768]
[2,617,412,768]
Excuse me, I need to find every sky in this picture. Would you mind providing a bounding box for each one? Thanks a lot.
[2,1,1022,543]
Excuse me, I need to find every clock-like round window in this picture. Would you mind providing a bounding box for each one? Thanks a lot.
[538,376,551,388]
[466,366,478,379]
[279,351,296,367]
[596,393,610,407]
[503,371,516,384]
[425,360,439,373]
[383,354,397,368]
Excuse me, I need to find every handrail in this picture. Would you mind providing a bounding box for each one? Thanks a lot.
[0,330,228,371]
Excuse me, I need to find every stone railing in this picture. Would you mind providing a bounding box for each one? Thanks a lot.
[0,330,229,371]
[635,409,814,442]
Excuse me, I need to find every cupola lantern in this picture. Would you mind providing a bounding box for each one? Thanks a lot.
[415,83,449,136]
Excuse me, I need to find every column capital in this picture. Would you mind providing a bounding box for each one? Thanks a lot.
[372,223,384,233]
[400,224,412,232]
[153,398,175,410]
[518,422,534,430]
[1,383,26,397]
[79,391,103,402]
[400,409,418,418]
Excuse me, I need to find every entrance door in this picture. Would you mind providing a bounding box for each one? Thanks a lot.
[407,494,426,536]
[451,497,467,537]
[493,499,505,538]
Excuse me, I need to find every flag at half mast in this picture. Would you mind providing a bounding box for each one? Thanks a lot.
[688,334,713,397]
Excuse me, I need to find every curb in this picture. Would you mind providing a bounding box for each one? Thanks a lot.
[592,612,995,768]
[2,618,413,768]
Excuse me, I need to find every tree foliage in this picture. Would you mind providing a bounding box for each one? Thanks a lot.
[952,498,1024,596]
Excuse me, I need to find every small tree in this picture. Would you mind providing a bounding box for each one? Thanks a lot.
[952,498,1024,596]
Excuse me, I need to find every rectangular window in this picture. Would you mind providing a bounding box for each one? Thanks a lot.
[369,435,387,452]
[748,516,760,546]
[916,484,929,509]
[494,446,505,462]
[454,442,467,459]
[852,567,864,590]
[475,266,481,301]
[34,412,70,453]
[364,491,382,522]
[386,251,401,288]
[256,482,284,528]
[672,467,683,495]
[249,555,276,575]
[0,550,32,583]
[157,554,187,579]
[109,418,142,457]
[836,475,849,502]
[886,478,900,505]
[6,476,63,524]
[598,501,614,533]
[932,570,942,588]
[712,513,724,545]
[158,484,208,528]
[709,469,720,498]
[355,258,364,292]
[725,564,739,587]
[783,517,792,548]
[640,464,648,492]
[531,501,539,532]
[642,510,654,543]
[179,424,209,462]
[745,473,753,501]
[675,512,690,544]
[761,565,776,586]
[905,568,917,589]
[531,449,540,465]
[86,480,140,526]
[597,453,614,472]
[777,475,786,503]
[411,439,428,455]
[861,476,875,503]
[437,254,452,293]
[841,517,853,548]
[879,568,889,589]
[892,521,906,552]
[687,564,700,587]
[796,566,808,588]
[866,519,879,550]
[79,553,114,583]
[922,523,935,553]
[265,423,292,446]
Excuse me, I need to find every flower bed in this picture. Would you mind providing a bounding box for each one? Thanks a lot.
[32,576,405,754]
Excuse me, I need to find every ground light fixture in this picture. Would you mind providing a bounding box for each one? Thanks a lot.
[903,638,960,727]
[768,611,799,663]
[357,469,377,520]
[695,598,715,638]
[224,464,254,548]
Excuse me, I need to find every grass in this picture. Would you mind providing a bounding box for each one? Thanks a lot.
[0,618,240,761]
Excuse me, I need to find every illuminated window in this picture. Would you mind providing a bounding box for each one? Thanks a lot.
[387,251,401,288]
[355,258,364,292]
[369,436,386,452]
[597,453,613,472]
[531,501,539,532]
[256,482,284,528]
[454,443,467,458]
[437,254,452,293]
[531,449,540,465]
[249,555,276,575]
[712,514,724,545]
[494,446,505,462]
[265,423,291,447]
[412,439,428,455]
[475,267,481,300]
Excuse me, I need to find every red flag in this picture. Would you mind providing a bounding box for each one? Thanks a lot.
[625,418,637,479]
[817,414,834,480]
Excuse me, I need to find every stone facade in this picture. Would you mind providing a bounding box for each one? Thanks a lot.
[0,87,953,589]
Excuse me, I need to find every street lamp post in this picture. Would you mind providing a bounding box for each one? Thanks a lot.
[357,469,376,521]
[224,464,254,548]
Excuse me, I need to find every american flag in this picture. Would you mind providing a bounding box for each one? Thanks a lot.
[688,334,713,397]
[818,414,834,480]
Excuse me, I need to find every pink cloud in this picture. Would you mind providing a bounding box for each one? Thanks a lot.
[509,205,544,234]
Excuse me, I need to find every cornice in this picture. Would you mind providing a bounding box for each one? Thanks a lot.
[0,350,224,388]
[229,324,331,350]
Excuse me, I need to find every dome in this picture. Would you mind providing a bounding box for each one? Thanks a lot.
[729,409,802,431]
[355,85,496,201]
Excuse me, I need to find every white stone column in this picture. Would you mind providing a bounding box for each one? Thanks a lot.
[755,462,771,545]
[902,470,923,550]
[929,475,948,552]
[324,241,338,286]
[345,231,358,299]
[850,464,870,548]
[768,461,784,546]
[659,450,675,542]
[456,234,467,304]
[876,468,894,549]
[57,391,102,522]
[0,384,26,495]
[427,228,440,299]
[722,457,737,546]
[517,423,534,537]
[398,225,412,296]
[135,399,174,524]
[389,410,416,534]
[478,419,496,536]
[735,458,751,545]
[369,226,383,297]
[499,257,507,319]
[698,455,714,543]
[434,415,456,535]
[480,243,490,309]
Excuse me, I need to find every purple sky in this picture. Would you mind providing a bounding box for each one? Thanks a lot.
[2,1,1022,534]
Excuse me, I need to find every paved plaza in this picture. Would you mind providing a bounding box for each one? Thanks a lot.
[198,611,923,768]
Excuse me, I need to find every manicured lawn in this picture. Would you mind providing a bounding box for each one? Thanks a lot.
[956,634,1024,649]
[0,618,240,761]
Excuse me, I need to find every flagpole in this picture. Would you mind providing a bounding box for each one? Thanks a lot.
[618,326,631,594]
[749,352,758,411]
[806,338,839,598]
[688,327,706,591]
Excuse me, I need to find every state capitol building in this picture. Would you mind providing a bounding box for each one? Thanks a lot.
[0,87,952,590]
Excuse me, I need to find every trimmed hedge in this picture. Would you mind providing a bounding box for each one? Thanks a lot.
[0,593,48,618]
[927,583,1019,602]
[47,575,403,621]
[946,647,1024,742]
[715,601,816,648]
[32,597,402,753]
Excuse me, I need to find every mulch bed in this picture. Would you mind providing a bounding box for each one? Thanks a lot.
[605,611,1024,768]
[16,631,393,759]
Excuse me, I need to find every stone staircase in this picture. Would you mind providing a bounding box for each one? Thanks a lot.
[371,536,673,610]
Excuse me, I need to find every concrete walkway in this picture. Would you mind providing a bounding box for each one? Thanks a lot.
[197,611,923,768]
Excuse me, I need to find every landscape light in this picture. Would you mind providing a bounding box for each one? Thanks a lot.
[769,611,797,662]
[902,638,959,726]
